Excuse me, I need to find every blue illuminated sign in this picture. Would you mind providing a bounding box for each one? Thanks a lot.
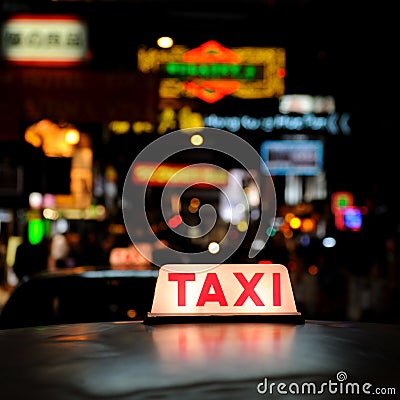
[260,140,324,176]
[343,206,362,231]
[203,112,351,135]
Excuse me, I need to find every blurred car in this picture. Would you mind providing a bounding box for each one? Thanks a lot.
[0,266,158,329]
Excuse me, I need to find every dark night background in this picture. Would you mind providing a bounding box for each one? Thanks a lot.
[0,0,398,323]
[1,0,396,202]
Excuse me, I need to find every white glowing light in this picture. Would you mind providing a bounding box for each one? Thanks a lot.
[55,218,69,234]
[251,239,266,251]
[157,36,173,48]
[29,192,43,209]
[208,242,220,254]
[43,208,59,220]
[190,134,204,146]
[322,237,336,248]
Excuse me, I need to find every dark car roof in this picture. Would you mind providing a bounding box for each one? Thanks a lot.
[0,319,398,399]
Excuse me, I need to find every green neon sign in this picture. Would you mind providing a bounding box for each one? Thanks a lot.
[28,219,45,245]
[164,62,257,80]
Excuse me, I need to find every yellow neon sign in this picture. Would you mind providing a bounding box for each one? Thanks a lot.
[138,41,286,102]
[132,162,228,187]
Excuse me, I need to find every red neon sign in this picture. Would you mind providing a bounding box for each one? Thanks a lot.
[182,40,241,64]
[181,41,242,103]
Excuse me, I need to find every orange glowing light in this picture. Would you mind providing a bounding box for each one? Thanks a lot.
[190,198,200,207]
[25,119,80,157]
[308,265,318,276]
[283,230,293,239]
[127,309,137,319]
[301,218,315,233]
[132,162,228,187]
[65,128,80,145]
[285,213,295,223]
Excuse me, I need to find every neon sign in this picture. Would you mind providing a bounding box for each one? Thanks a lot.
[343,206,362,231]
[260,140,324,176]
[204,112,351,135]
[138,40,285,103]
[331,192,354,214]
[114,106,351,136]
[1,14,88,66]
[164,63,257,80]
[132,162,228,187]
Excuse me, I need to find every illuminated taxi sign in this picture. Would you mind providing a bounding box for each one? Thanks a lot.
[144,264,304,324]
[137,40,285,103]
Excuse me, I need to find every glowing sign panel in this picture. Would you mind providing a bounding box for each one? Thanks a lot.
[132,162,228,187]
[260,140,324,176]
[1,14,88,66]
[109,246,152,268]
[147,264,302,319]
[343,206,362,231]
[138,40,285,103]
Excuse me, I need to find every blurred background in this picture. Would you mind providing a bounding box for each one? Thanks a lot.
[0,0,398,324]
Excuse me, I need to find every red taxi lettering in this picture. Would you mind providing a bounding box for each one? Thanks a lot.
[196,273,228,306]
[167,271,282,307]
[168,273,195,306]
[273,273,281,306]
[233,272,264,306]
